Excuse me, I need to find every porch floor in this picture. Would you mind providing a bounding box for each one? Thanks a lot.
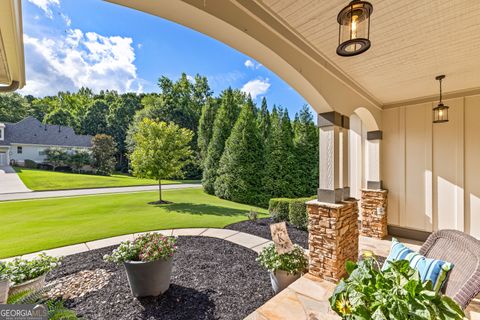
[245,236,480,320]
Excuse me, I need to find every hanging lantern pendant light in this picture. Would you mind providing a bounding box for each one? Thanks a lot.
[337,0,373,57]
[433,75,449,123]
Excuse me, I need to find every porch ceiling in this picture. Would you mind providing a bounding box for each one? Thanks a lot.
[0,0,25,91]
[257,0,480,105]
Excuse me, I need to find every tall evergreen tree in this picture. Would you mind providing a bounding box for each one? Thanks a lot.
[202,88,241,194]
[214,98,264,205]
[197,97,218,164]
[257,97,270,143]
[293,105,319,196]
[263,106,297,199]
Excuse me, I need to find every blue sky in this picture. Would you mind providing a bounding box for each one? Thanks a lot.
[20,0,310,116]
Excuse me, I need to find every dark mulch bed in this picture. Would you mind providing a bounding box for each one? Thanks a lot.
[46,236,273,320]
[226,218,309,249]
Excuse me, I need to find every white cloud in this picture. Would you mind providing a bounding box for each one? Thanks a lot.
[241,78,270,99]
[244,59,255,69]
[244,59,262,70]
[20,29,142,96]
[61,13,71,26]
[186,75,195,83]
[137,43,143,49]
[28,0,60,19]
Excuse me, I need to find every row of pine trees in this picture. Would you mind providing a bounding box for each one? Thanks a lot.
[198,88,319,207]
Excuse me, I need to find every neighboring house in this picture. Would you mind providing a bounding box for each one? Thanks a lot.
[0,117,92,166]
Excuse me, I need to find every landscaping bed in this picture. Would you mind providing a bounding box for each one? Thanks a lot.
[226,218,308,249]
[46,236,273,320]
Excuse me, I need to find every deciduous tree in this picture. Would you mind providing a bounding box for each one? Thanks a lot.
[130,119,193,204]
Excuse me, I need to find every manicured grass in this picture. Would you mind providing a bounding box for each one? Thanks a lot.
[14,167,199,191]
[0,188,268,258]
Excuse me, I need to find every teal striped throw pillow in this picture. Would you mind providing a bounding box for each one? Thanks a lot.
[382,238,453,292]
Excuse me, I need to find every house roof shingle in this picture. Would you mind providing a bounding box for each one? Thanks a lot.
[0,117,92,148]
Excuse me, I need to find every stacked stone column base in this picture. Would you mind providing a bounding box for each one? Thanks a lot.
[306,200,359,282]
[360,189,388,239]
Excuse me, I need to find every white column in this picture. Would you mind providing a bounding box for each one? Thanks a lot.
[318,112,343,203]
[366,130,382,190]
[341,116,350,200]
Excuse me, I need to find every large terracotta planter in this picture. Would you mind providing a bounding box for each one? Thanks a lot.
[123,257,173,297]
[0,279,10,303]
[269,270,300,294]
[9,273,46,296]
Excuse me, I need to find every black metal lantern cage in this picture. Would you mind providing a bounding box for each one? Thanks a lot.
[433,75,449,123]
[337,0,373,56]
[433,104,449,123]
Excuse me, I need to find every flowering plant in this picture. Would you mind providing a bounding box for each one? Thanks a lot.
[104,233,177,264]
[256,243,308,275]
[6,253,62,284]
[0,262,8,281]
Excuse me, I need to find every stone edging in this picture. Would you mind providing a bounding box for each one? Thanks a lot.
[1,228,273,262]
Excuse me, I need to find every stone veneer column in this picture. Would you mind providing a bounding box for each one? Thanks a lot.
[306,199,359,282]
[361,189,388,239]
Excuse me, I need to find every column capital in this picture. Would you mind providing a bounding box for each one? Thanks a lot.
[367,130,383,140]
[318,111,343,128]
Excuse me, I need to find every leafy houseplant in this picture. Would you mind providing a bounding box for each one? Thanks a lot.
[104,233,177,297]
[329,257,465,319]
[257,243,308,294]
[6,254,62,296]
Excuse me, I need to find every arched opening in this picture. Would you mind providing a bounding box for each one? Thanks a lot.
[349,107,380,199]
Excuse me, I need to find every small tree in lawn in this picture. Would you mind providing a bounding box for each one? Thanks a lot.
[91,134,117,176]
[130,118,193,204]
[69,150,92,173]
[44,147,69,171]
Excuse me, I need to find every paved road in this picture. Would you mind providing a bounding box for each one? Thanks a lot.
[0,183,202,201]
[0,166,31,194]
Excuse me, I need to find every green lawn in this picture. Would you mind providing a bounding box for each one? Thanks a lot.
[14,167,199,191]
[0,188,267,258]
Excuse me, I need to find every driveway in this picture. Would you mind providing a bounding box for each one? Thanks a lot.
[0,166,31,194]
[0,183,201,201]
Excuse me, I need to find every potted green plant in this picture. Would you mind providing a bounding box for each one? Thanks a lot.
[6,254,62,296]
[257,243,308,294]
[329,256,465,319]
[104,233,177,297]
[0,262,10,304]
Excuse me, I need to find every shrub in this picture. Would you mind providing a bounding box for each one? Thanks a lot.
[329,257,464,319]
[268,198,292,222]
[104,233,177,264]
[23,159,37,169]
[288,198,309,230]
[256,243,308,275]
[288,196,316,230]
[246,209,259,222]
[6,254,62,284]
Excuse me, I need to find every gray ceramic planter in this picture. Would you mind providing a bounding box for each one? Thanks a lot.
[269,270,300,294]
[123,257,173,297]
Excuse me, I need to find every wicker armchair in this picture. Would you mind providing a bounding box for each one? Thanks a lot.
[419,229,480,309]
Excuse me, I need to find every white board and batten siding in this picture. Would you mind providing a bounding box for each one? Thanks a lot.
[382,95,480,239]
